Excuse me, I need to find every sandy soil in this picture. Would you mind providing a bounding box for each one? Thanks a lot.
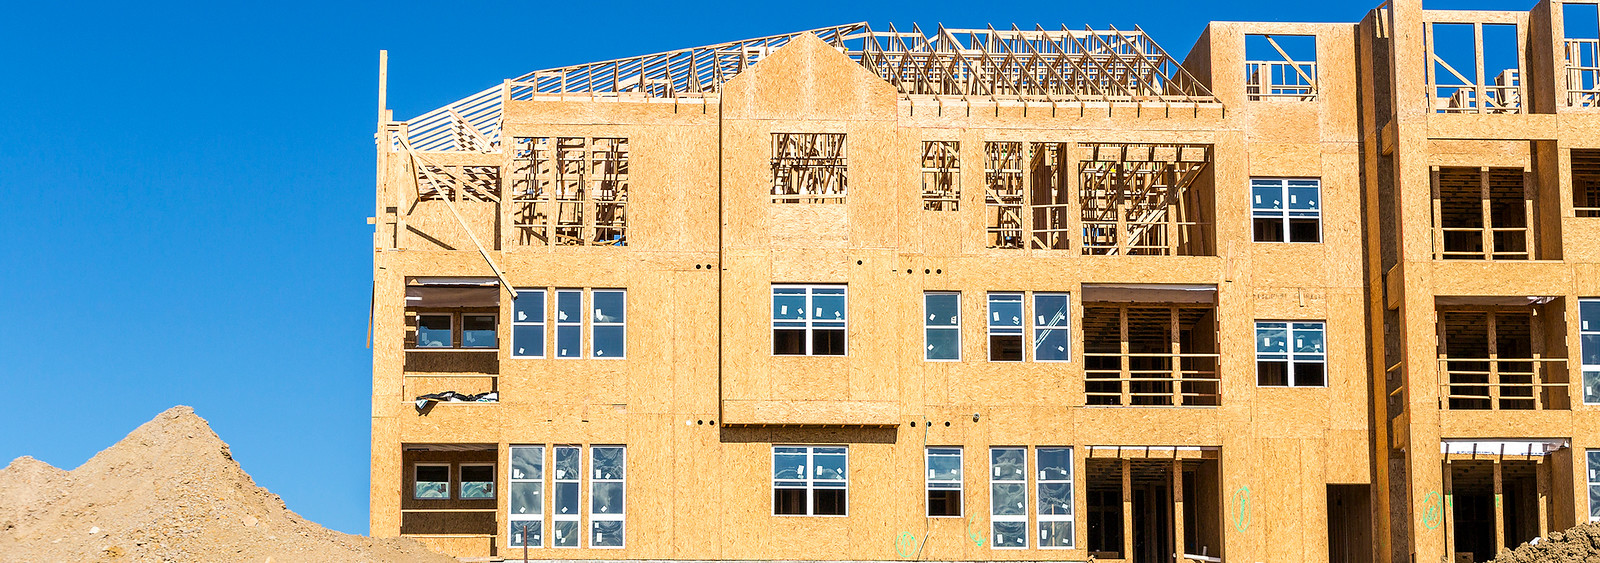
[0,406,454,563]
[1486,523,1600,563]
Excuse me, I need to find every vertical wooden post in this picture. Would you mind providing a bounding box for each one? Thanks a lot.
[1121,306,1132,406]
[1116,201,1128,255]
[582,139,596,245]
[1122,459,1134,560]
[1531,308,1546,410]
[1172,459,1185,562]
[1481,167,1494,260]
[1488,311,1502,410]
[1474,23,1488,113]
[1171,306,1183,406]
[1426,22,1439,112]
[1494,459,1506,553]
[1524,168,1536,259]
[1444,460,1456,559]
[1432,167,1444,259]
[1064,142,1082,254]
[1537,457,1551,536]
[1022,143,1034,249]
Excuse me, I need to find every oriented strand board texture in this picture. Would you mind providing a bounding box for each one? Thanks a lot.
[371,6,1600,561]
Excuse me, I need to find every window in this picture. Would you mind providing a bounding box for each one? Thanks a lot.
[416,315,453,348]
[1036,447,1075,548]
[988,293,1024,361]
[1256,321,1327,386]
[990,447,1028,548]
[773,446,848,516]
[590,446,626,547]
[924,293,961,361]
[555,290,582,358]
[922,141,960,211]
[1251,178,1321,243]
[1583,300,1600,404]
[1034,293,1071,361]
[926,447,963,517]
[508,446,544,547]
[460,464,495,499]
[461,315,497,348]
[1244,34,1317,101]
[512,290,546,358]
[413,463,450,499]
[509,136,629,246]
[1575,149,1600,217]
[551,446,581,547]
[591,290,626,358]
[1590,450,1600,522]
[771,133,847,203]
[773,285,847,356]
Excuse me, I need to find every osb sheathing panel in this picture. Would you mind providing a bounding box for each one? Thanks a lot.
[371,20,1395,562]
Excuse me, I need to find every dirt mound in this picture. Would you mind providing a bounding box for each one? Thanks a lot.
[1486,522,1600,563]
[0,406,454,563]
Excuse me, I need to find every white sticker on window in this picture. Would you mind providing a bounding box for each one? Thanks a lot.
[559,311,568,320]
[781,305,788,315]
[518,311,528,321]
[1041,528,1049,539]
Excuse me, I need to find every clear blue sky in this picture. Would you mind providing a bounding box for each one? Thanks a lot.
[0,0,1517,536]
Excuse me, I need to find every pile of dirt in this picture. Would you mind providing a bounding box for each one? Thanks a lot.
[1487,522,1600,563]
[0,406,454,563]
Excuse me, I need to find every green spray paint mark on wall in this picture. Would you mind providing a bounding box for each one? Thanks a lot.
[895,532,917,559]
[1232,486,1251,532]
[1421,491,1443,530]
[965,517,987,546]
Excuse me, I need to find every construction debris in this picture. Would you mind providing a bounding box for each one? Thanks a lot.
[0,406,453,563]
[1485,522,1600,562]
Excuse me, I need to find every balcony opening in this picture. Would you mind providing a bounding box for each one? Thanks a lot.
[1079,144,1214,256]
[401,444,499,556]
[1432,166,1535,260]
[1085,450,1221,563]
[983,142,1071,250]
[1082,285,1218,406]
[1427,20,1523,113]
[404,278,500,406]
[510,136,629,246]
[1436,297,1569,410]
[1245,34,1317,101]
[1574,149,1600,217]
[1442,443,1566,563]
[1564,2,1600,106]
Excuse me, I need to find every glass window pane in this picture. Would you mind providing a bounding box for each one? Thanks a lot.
[1035,326,1070,361]
[1583,300,1600,333]
[554,447,581,480]
[927,449,962,482]
[510,482,542,515]
[774,329,805,355]
[814,451,848,481]
[813,328,846,356]
[1287,183,1320,211]
[511,447,543,480]
[925,293,960,326]
[775,487,807,515]
[1293,323,1326,354]
[415,465,449,499]
[813,488,847,515]
[1039,521,1073,548]
[417,315,452,348]
[1289,219,1321,242]
[1037,448,1072,481]
[1038,482,1072,516]
[593,326,625,358]
[775,451,807,480]
[990,334,1023,362]
[1254,218,1286,242]
[926,328,960,360]
[513,324,544,357]
[509,520,541,547]
[992,521,1027,548]
[991,448,1026,481]
[1034,294,1070,328]
[1585,335,1600,366]
[592,482,625,514]
[592,520,624,547]
[1252,181,1284,210]
[556,290,582,323]
[989,294,1023,327]
[1294,361,1326,387]
[1586,371,1600,404]
[552,519,579,547]
[514,290,545,323]
[460,465,495,499]
[593,447,625,479]
[814,294,846,322]
[554,482,580,516]
[592,291,625,323]
[991,483,1026,515]
[1257,323,1288,354]
[1258,360,1290,386]
[773,294,807,320]
[461,315,496,348]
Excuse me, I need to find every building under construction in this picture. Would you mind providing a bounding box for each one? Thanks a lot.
[369,0,1600,561]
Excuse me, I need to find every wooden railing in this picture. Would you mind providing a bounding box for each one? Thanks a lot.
[1437,357,1567,410]
[1566,38,1600,107]
[1085,352,1221,406]
[1245,60,1317,101]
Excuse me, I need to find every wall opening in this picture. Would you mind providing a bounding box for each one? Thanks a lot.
[1079,143,1213,256]
[1328,484,1373,563]
[1436,299,1569,411]
[1573,149,1600,217]
[1427,21,1523,113]
[1432,166,1535,260]
[1446,458,1553,562]
[1086,454,1221,562]
[1083,302,1219,407]
[1244,34,1318,101]
[1564,2,1600,106]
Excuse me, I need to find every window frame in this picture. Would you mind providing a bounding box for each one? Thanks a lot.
[988,292,1026,362]
[508,445,545,548]
[550,445,582,548]
[771,284,848,357]
[1589,449,1600,522]
[589,289,627,359]
[925,446,963,518]
[1035,447,1075,549]
[1032,293,1072,363]
[772,445,850,517]
[412,462,452,500]
[924,292,962,361]
[989,446,1029,549]
[458,462,497,500]
[1250,177,1323,243]
[554,289,584,359]
[511,289,547,359]
[1581,299,1600,404]
[415,314,455,349]
[459,314,498,349]
[1255,320,1329,387]
[589,445,626,548]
